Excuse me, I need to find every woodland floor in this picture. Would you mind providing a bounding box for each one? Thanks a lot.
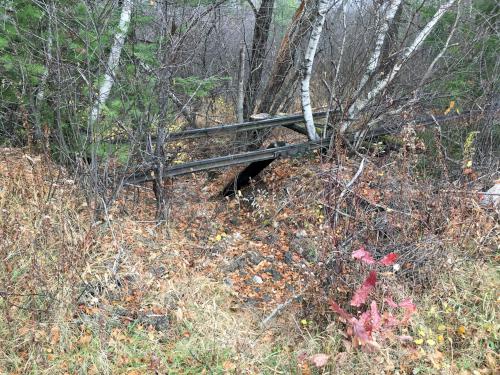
[0,146,498,374]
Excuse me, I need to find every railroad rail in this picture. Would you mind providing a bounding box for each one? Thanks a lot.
[124,109,497,187]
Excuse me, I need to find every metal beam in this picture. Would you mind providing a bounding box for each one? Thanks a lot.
[167,111,328,141]
[125,141,326,185]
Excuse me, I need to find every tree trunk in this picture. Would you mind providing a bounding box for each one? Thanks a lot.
[301,0,332,141]
[339,0,456,134]
[356,0,403,95]
[89,0,133,128]
[237,44,245,123]
[243,0,275,120]
[258,0,315,115]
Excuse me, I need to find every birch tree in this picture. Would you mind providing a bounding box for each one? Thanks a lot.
[88,0,133,130]
[300,0,334,141]
[339,0,457,134]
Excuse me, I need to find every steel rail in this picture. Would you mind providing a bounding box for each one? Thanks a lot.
[125,141,326,184]
[166,111,328,141]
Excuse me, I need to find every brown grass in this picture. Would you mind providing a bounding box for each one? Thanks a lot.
[0,147,498,374]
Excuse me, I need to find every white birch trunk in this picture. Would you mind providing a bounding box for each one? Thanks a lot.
[34,6,53,139]
[89,0,133,127]
[237,44,245,123]
[356,0,402,94]
[301,0,332,141]
[339,0,456,133]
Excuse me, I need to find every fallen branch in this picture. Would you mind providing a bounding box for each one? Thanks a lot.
[261,294,301,328]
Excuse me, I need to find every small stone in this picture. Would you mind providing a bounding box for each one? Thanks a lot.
[151,266,166,278]
[263,268,282,281]
[284,251,293,265]
[296,229,307,238]
[226,256,246,272]
[252,275,263,284]
[224,278,234,287]
[247,251,263,265]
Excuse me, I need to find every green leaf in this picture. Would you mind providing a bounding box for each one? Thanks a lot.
[0,36,8,49]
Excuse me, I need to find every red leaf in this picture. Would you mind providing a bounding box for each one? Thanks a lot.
[358,310,373,334]
[398,298,416,311]
[370,301,381,330]
[352,318,370,343]
[352,246,375,264]
[330,301,353,321]
[350,271,377,307]
[384,296,398,308]
[379,253,398,266]
[399,298,416,324]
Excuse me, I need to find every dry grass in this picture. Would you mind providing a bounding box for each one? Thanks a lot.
[0,148,271,374]
[0,147,498,374]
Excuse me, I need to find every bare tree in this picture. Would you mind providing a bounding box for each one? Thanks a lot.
[301,0,335,141]
[89,0,134,130]
[338,0,457,135]
[237,43,245,123]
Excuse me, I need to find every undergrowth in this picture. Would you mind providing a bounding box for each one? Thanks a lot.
[0,146,498,374]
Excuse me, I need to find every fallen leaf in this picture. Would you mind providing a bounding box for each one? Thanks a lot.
[379,253,398,266]
[309,353,330,368]
[50,326,60,346]
[352,246,375,264]
[78,333,92,346]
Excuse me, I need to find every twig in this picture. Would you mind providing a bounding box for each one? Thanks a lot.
[335,158,365,224]
[261,294,301,328]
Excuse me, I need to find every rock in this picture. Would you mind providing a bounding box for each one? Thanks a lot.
[252,275,263,284]
[262,294,272,302]
[480,181,500,207]
[224,278,234,287]
[296,229,307,238]
[225,256,246,272]
[284,251,293,265]
[247,251,263,265]
[263,268,282,281]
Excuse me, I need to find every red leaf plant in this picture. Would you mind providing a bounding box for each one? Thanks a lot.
[351,247,399,267]
[351,246,375,264]
[330,247,416,350]
[330,297,417,350]
[350,271,377,307]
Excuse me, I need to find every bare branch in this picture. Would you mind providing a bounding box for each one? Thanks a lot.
[340,0,457,134]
